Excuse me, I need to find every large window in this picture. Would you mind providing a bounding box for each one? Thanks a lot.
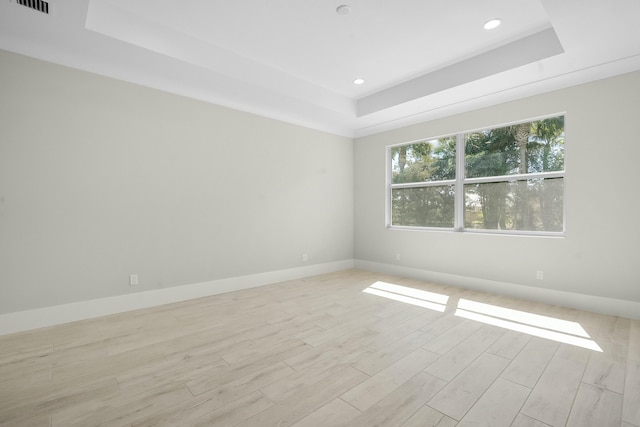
[388,115,565,235]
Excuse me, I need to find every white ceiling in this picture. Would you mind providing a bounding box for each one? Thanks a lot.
[1,0,640,137]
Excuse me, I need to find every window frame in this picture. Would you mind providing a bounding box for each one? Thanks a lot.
[386,114,566,237]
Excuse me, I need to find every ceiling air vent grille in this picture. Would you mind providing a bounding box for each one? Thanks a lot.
[16,0,49,14]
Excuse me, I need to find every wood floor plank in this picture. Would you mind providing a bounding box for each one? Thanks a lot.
[486,330,531,359]
[189,361,295,404]
[262,360,364,403]
[302,314,381,347]
[420,314,465,337]
[400,405,457,427]
[51,345,166,384]
[582,316,629,393]
[116,352,228,390]
[422,319,484,355]
[184,342,310,397]
[0,339,53,366]
[368,301,425,322]
[520,352,587,427]
[190,391,274,427]
[511,413,553,427]
[234,366,368,427]
[51,340,108,367]
[221,337,306,365]
[32,322,101,350]
[1,378,119,425]
[0,351,51,389]
[0,411,51,427]
[130,368,274,426]
[103,327,153,357]
[500,337,558,388]
[359,313,437,350]
[161,337,252,367]
[352,329,436,376]
[457,378,530,427]
[427,352,510,421]
[131,390,229,427]
[341,348,439,411]
[623,319,640,427]
[345,372,447,427]
[565,382,623,427]
[623,359,640,426]
[51,382,193,427]
[282,336,374,374]
[290,398,361,427]
[0,269,635,427]
[425,324,505,382]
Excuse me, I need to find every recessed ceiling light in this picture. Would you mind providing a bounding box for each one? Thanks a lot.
[484,18,501,30]
[353,78,365,85]
[336,5,351,15]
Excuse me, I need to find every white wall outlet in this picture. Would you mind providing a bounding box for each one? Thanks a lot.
[536,270,544,280]
[301,253,308,262]
[129,274,139,286]
[395,253,401,261]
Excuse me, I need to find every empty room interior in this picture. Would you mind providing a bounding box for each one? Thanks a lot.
[1,0,639,426]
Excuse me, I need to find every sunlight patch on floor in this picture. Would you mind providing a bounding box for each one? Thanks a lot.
[457,299,591,337]
[362,281,448,312]
[455,299,602,352]
[361,282,602,352]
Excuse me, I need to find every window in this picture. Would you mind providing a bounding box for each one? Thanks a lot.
[388,115,565,235]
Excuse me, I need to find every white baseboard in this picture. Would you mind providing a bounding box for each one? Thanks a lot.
[0,259,355,336]
[355,260,640,320]
[3,258,636,336]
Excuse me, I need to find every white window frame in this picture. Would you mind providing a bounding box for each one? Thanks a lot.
[386,114,566,237]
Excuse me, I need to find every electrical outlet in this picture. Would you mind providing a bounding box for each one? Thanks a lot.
[395,253,401,261]
[301,253,308,262]
[536,270,544,280]
[129,274,139,286]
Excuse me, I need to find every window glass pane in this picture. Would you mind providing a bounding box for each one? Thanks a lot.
[391,137,456,184]
[391,186,455,228]
[464,178,563,232]
[465,116,564,178]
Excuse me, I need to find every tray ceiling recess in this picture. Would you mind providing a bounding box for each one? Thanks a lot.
[1,0,640,137]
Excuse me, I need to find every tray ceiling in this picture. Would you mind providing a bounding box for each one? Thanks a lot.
[1,0,639,137]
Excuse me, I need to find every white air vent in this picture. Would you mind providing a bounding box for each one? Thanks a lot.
[15,0,50,14]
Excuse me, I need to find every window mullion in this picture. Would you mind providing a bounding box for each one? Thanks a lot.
[463,170,564,185]
[389,180,456,189]
[385,146,393,227]
[454,133,465,231]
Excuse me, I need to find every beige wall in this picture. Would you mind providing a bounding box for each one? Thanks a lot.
[2,46,639,317]
[355,71,640,303]
[0,50,354,314]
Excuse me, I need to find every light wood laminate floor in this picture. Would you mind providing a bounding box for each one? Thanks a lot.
[0,269,638,427]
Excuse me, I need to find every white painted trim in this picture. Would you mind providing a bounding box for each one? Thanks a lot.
[0,260,355,336]
[354,260,640,320]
